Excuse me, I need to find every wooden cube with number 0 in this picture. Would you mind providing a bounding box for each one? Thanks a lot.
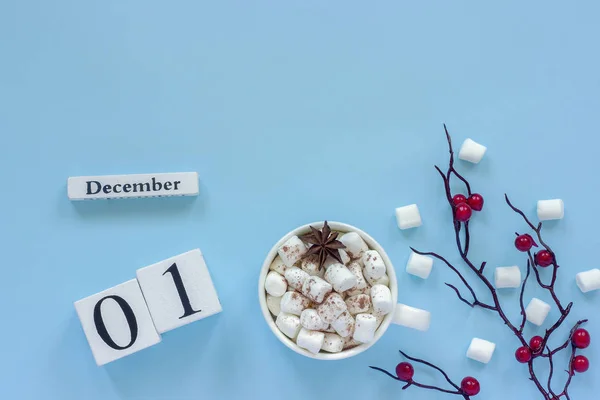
[136,249,222,334]
[74,279,161,366]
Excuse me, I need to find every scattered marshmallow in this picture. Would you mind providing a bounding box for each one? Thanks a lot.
[353,314,378,343]
[322,333,344,353]
[301,255,322,277]
[269,255,288,275]
[537,199,564,221]
[395,204,422,230]
[494,266,521,289]
[276,312,301,339]
[365,272,390,287]
[576,269,600,293]
[296,328,325,354]
[346,262,368,295]
[458,138,487,164]
[406,252,433,279]
[466,338,496,364]
[331,311,355,338]
[345,294,372,315]
[362,250,386,280]
[325,263,358,293]
[300,309,329,331]
[392,304,431,331]
[317,293,348,323]
[265,271,287,297]
[302,275,333,303]
[266,294,282,316]
[278,236,307,267]
[280,291,311,316]
[526,298,551,326]
[339,232,368,259]
[284,267,310,291]
[371,284,393,315]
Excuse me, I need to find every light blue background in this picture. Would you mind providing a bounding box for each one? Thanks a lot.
[1,1,599,399]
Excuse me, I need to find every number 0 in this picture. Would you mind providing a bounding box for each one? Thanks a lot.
[163,263,201,319]
[93,295,138,350]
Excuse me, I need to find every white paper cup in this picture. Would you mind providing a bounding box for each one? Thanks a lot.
[258,221,400,360]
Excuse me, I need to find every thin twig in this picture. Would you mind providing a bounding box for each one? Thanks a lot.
[519,260,532,334]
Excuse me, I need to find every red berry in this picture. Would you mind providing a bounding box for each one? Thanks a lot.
[515,234,536,252]
[468,193,484,211]
[461,376,480,396]
[572,329,591,349]
[453,194,468,206]
[529,336,544,354]
[535,250,554,267]
[395,362,414,381]
[572,355,589,373]
[455,203,472,222]
[515,346,532,363]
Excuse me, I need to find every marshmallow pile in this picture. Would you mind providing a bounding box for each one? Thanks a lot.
[264,231,393,354]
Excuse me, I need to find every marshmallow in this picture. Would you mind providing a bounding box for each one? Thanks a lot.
[576,269,600,293]
[343,335,361,350]
[280,291,311,316]
[371,284,393,315]
[362,250,386,279]
[375,313,385,329]
[285,267,310,291]
[458,138,487,164]
[323,249,351,269]
[526,298,551,326]
[345,294,372,315]
[296,328,325,354]
[300,309,329,331]
[324,325,336,333]
[395,204,422,230]
[300,255,322,276]
[353,314,378,343]
[317,293,347,323]
[365,272,389,287]
[266,294,282,316]
[325,263,358,293]
[276,312,301,339]
[278,236,307,267]
[466,338,496,364]
[494,266,521,289]
[346,262,368,296]
[265,271,287,297]
[392,304,431,331]
[322,333,344,353]
[331,311,355,338]
[269,255,288,275]
[302,275,333,303]
[537,199,564,221]
[339,232,368,259]
[406,252,433,279]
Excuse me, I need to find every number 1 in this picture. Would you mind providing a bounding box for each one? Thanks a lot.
[163,263,201,319]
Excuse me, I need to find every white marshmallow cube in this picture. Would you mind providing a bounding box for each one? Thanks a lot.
[296,328,325,354]
[331,311,355,338]
[494,266,521,289]
[265,271,287,297]
[526,298,551,326]
[301,255,322,277]
[277,236,307,267]
[466,338,496,364]
[284,267,309,291]
[371,284,393,315]
[365,272,389,287]
[343,335,361,350]
[362,250,386,280]
[325,263,358,293]
[323,249,351,269]
[322,333,344,353]
[276,312,301,339]
[458,138,487,164]
[537,199,564,221]
[269,255,288,275]
[395,204,422,230]
[353,313,378,343]
[346,262,368,295]
[280,291,311,316]
[266,294,282,316]
[339,232,368,259]
[302,275,332,304]
[300,309,329,331]
[406,252,433,279]
[576,269,600,293]
[317,293,348,323]
[392,304,431,331]
[345,294,371,315]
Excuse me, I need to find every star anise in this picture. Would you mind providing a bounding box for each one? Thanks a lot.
[299,221,346,269]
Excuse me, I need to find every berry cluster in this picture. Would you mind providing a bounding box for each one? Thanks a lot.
[452,193,484,222]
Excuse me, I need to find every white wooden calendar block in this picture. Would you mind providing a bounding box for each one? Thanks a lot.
[136,249,222,334]
[74,279,161,366]
[67,172,199,200]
